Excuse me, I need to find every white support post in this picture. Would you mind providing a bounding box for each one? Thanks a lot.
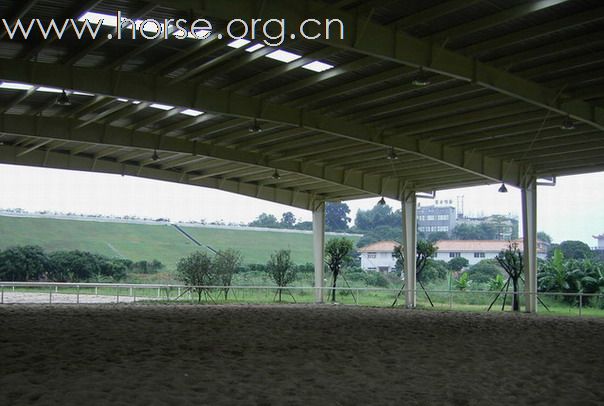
[402,191,417,308]
[522,178,538,313]
[313,201,326,304]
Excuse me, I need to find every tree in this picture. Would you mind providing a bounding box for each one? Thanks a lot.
[294,221,313,230]
[558,240,592,260]
[49,250,101,282]
[325,202,351,231]
[249,213,280,228]
[538,249,571,300]
[0,246,51,281]
[354,204,400,230]
[325,238,354,302]
[213,249,242,300]
[280,212,296,228]
[356,225,401,248]
[176,251,214,302]
[452,223,498,240]
[448,257,469,273]
[266,249,297,301]
[426,231,449,242]
[466,260,503,284]
[495,243,524,311]
[537,231,553,244]
[393,240,438,281]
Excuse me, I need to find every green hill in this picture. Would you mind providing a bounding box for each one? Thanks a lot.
[0,215,359,268]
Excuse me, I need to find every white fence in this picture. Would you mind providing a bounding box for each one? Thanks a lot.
[0,282,602,316]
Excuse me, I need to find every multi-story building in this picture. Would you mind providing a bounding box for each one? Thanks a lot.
[417,200,456,237]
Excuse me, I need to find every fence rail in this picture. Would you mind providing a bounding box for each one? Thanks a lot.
[0,282,602,317]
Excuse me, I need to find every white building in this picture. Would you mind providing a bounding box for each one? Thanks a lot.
[434,239,547,266]
[358,240,399,272]
[593,234,604,250]
[358,239,547,271]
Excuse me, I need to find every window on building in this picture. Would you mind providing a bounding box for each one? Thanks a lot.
[449,252,461,258]
[367,253,376,259]
[473,252,485,258]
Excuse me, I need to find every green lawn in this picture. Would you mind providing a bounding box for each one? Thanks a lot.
[0,216,198,268]
[0,216,359,268]
[180,226,359,265]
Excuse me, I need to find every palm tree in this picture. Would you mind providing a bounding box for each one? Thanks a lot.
[537,249,571,300]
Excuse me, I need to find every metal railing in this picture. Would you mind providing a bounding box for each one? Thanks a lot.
[0,282,602,317]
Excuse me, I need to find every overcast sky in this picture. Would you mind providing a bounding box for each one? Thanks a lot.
[1,163,603,246]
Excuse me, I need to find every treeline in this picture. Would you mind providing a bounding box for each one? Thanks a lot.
[248,202,352,232]
[0,245,164,282]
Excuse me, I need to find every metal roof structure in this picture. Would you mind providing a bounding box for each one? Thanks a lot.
[0,0,603,210]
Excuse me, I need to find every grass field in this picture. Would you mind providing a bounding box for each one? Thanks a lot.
[0,215,359,268]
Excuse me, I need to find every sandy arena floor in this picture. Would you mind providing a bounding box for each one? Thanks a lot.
[0,304,603,406]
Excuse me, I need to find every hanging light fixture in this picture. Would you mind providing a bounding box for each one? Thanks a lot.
[412,67,431,87]
[498,183,508,193]
[272,169,281,180]
[152,150,160,161]
[249,118,262,133]
[387,147,398,160]
[56,90,71,106]
[377,197,386,205]
[560,115,575,130]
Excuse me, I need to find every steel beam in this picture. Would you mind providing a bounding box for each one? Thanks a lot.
[0,114,397,199]
[145,0,604,131]
[0,59,522,186]
[0,144,319,210]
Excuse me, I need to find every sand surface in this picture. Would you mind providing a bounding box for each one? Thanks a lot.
[0,304,603,406]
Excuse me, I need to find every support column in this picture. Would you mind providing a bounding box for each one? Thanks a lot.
[522,178,538,313]
[312,201,326,303]
[402,191,417,308]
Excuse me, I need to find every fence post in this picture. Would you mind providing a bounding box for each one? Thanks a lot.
[76,285,80,304]
[133,287,136,303]
[116,287,120,303]
[49,287,52,304]
[1,285,3,304]
[579,293,583,316]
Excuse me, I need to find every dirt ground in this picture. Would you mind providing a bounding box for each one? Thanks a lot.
[0,304,603,405]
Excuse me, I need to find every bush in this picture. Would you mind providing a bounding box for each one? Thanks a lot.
[365,272,390,288]
[467,260,503,284]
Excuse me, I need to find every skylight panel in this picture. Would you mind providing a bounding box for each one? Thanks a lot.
[78,12,118,28]
[265,50,302,63]
[246,43,265,53]
[302,61,334,73]
[72,91,94,96]
[228,39,251,49]
[181,109,204,117]
[117,98,129,102]
[149,103,174,111]
[37,87,62,93]
[0,82,34,90]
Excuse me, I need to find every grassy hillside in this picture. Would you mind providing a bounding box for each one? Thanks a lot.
[0,216,198,268]
[180,226,358,265]
[0,216,359,268]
